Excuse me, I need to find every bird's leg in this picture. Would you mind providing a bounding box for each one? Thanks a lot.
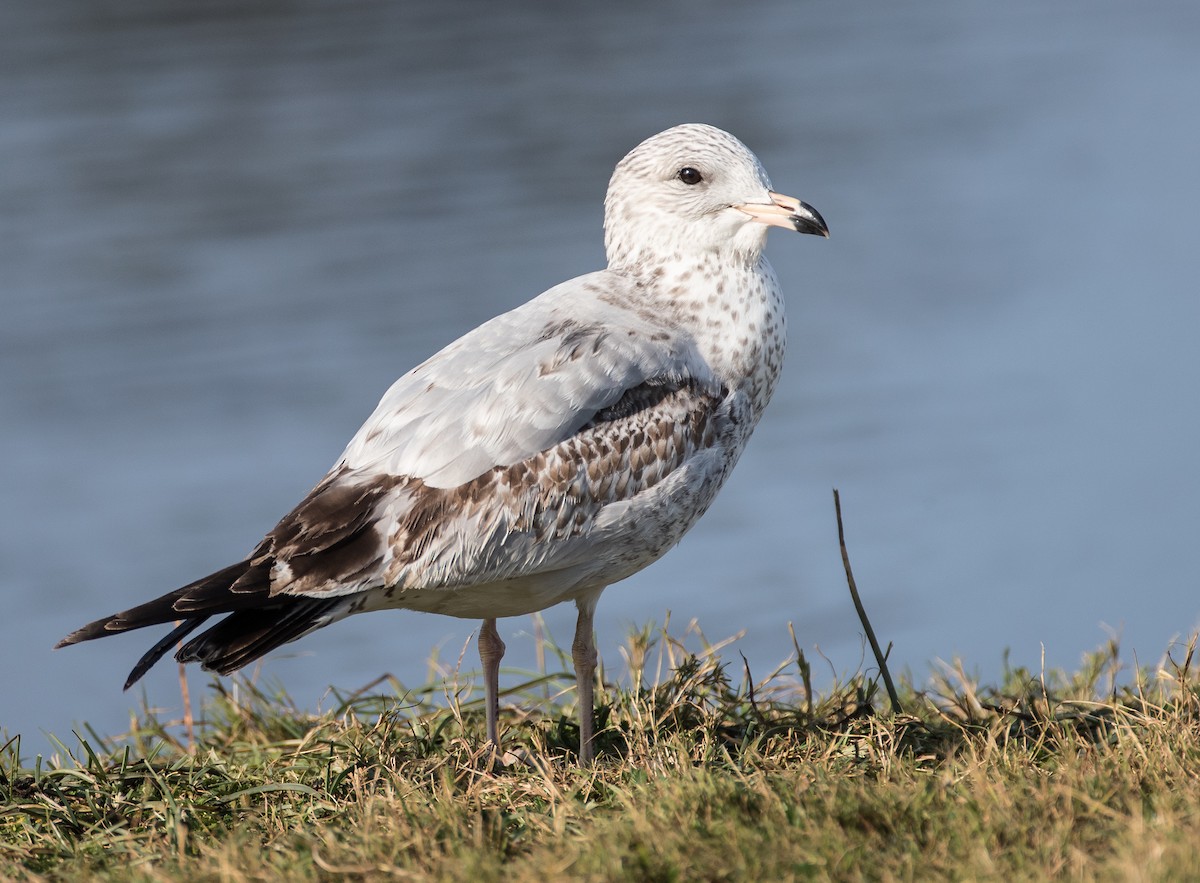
[572,599,599,766]
[478,618,505,750]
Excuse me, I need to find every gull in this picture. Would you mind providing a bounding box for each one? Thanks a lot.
[56,123,828,765]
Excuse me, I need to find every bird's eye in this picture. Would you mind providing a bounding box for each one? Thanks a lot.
[677,167,704,186]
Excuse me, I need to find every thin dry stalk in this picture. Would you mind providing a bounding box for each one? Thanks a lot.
[833,488,902,714]
[175,621,195,755]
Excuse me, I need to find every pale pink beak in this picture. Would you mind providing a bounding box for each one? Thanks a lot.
[734,191,829,237]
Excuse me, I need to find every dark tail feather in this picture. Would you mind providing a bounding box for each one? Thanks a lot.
[176,598,346,676]
[54,560,261,648]
[123,617,211,690]
[57,559,352,688]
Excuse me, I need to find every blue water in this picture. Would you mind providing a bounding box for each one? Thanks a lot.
[3,1,1199,757]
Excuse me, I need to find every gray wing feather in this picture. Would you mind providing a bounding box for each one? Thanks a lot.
[337,271,714,488]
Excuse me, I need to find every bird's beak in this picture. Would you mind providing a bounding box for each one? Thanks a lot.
[734,191,829,237]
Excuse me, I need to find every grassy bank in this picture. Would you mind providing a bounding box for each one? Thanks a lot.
[3,625,1200,881]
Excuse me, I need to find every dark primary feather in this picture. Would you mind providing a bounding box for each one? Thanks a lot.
[53,560,257,647]
[123,618,209,690]
[52,452,405,687]
[56,554,351,690]
[174,598,346,675]
[52,456,427,691]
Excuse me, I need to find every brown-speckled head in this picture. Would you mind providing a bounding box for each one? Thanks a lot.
[603,123,826,272]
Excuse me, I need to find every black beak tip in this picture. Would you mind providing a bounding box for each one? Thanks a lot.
[793,201,829,238]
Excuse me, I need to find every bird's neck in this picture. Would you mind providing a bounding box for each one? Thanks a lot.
[642,252,787,418]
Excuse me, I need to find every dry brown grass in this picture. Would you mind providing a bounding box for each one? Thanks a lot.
[3,625,1200,880]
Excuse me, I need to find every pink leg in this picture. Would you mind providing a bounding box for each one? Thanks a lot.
[572,598,599,766]
[478,618,505,749]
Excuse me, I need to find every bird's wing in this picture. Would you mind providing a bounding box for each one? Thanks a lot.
[253,271,731,599]
[336,272,711,488]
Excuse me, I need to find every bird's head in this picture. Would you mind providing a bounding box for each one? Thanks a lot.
[603,123,828,271]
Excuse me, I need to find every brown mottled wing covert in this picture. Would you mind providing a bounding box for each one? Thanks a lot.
[368,375,729,593]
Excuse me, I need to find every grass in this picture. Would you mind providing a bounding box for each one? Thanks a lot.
[3,620,1200,881]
